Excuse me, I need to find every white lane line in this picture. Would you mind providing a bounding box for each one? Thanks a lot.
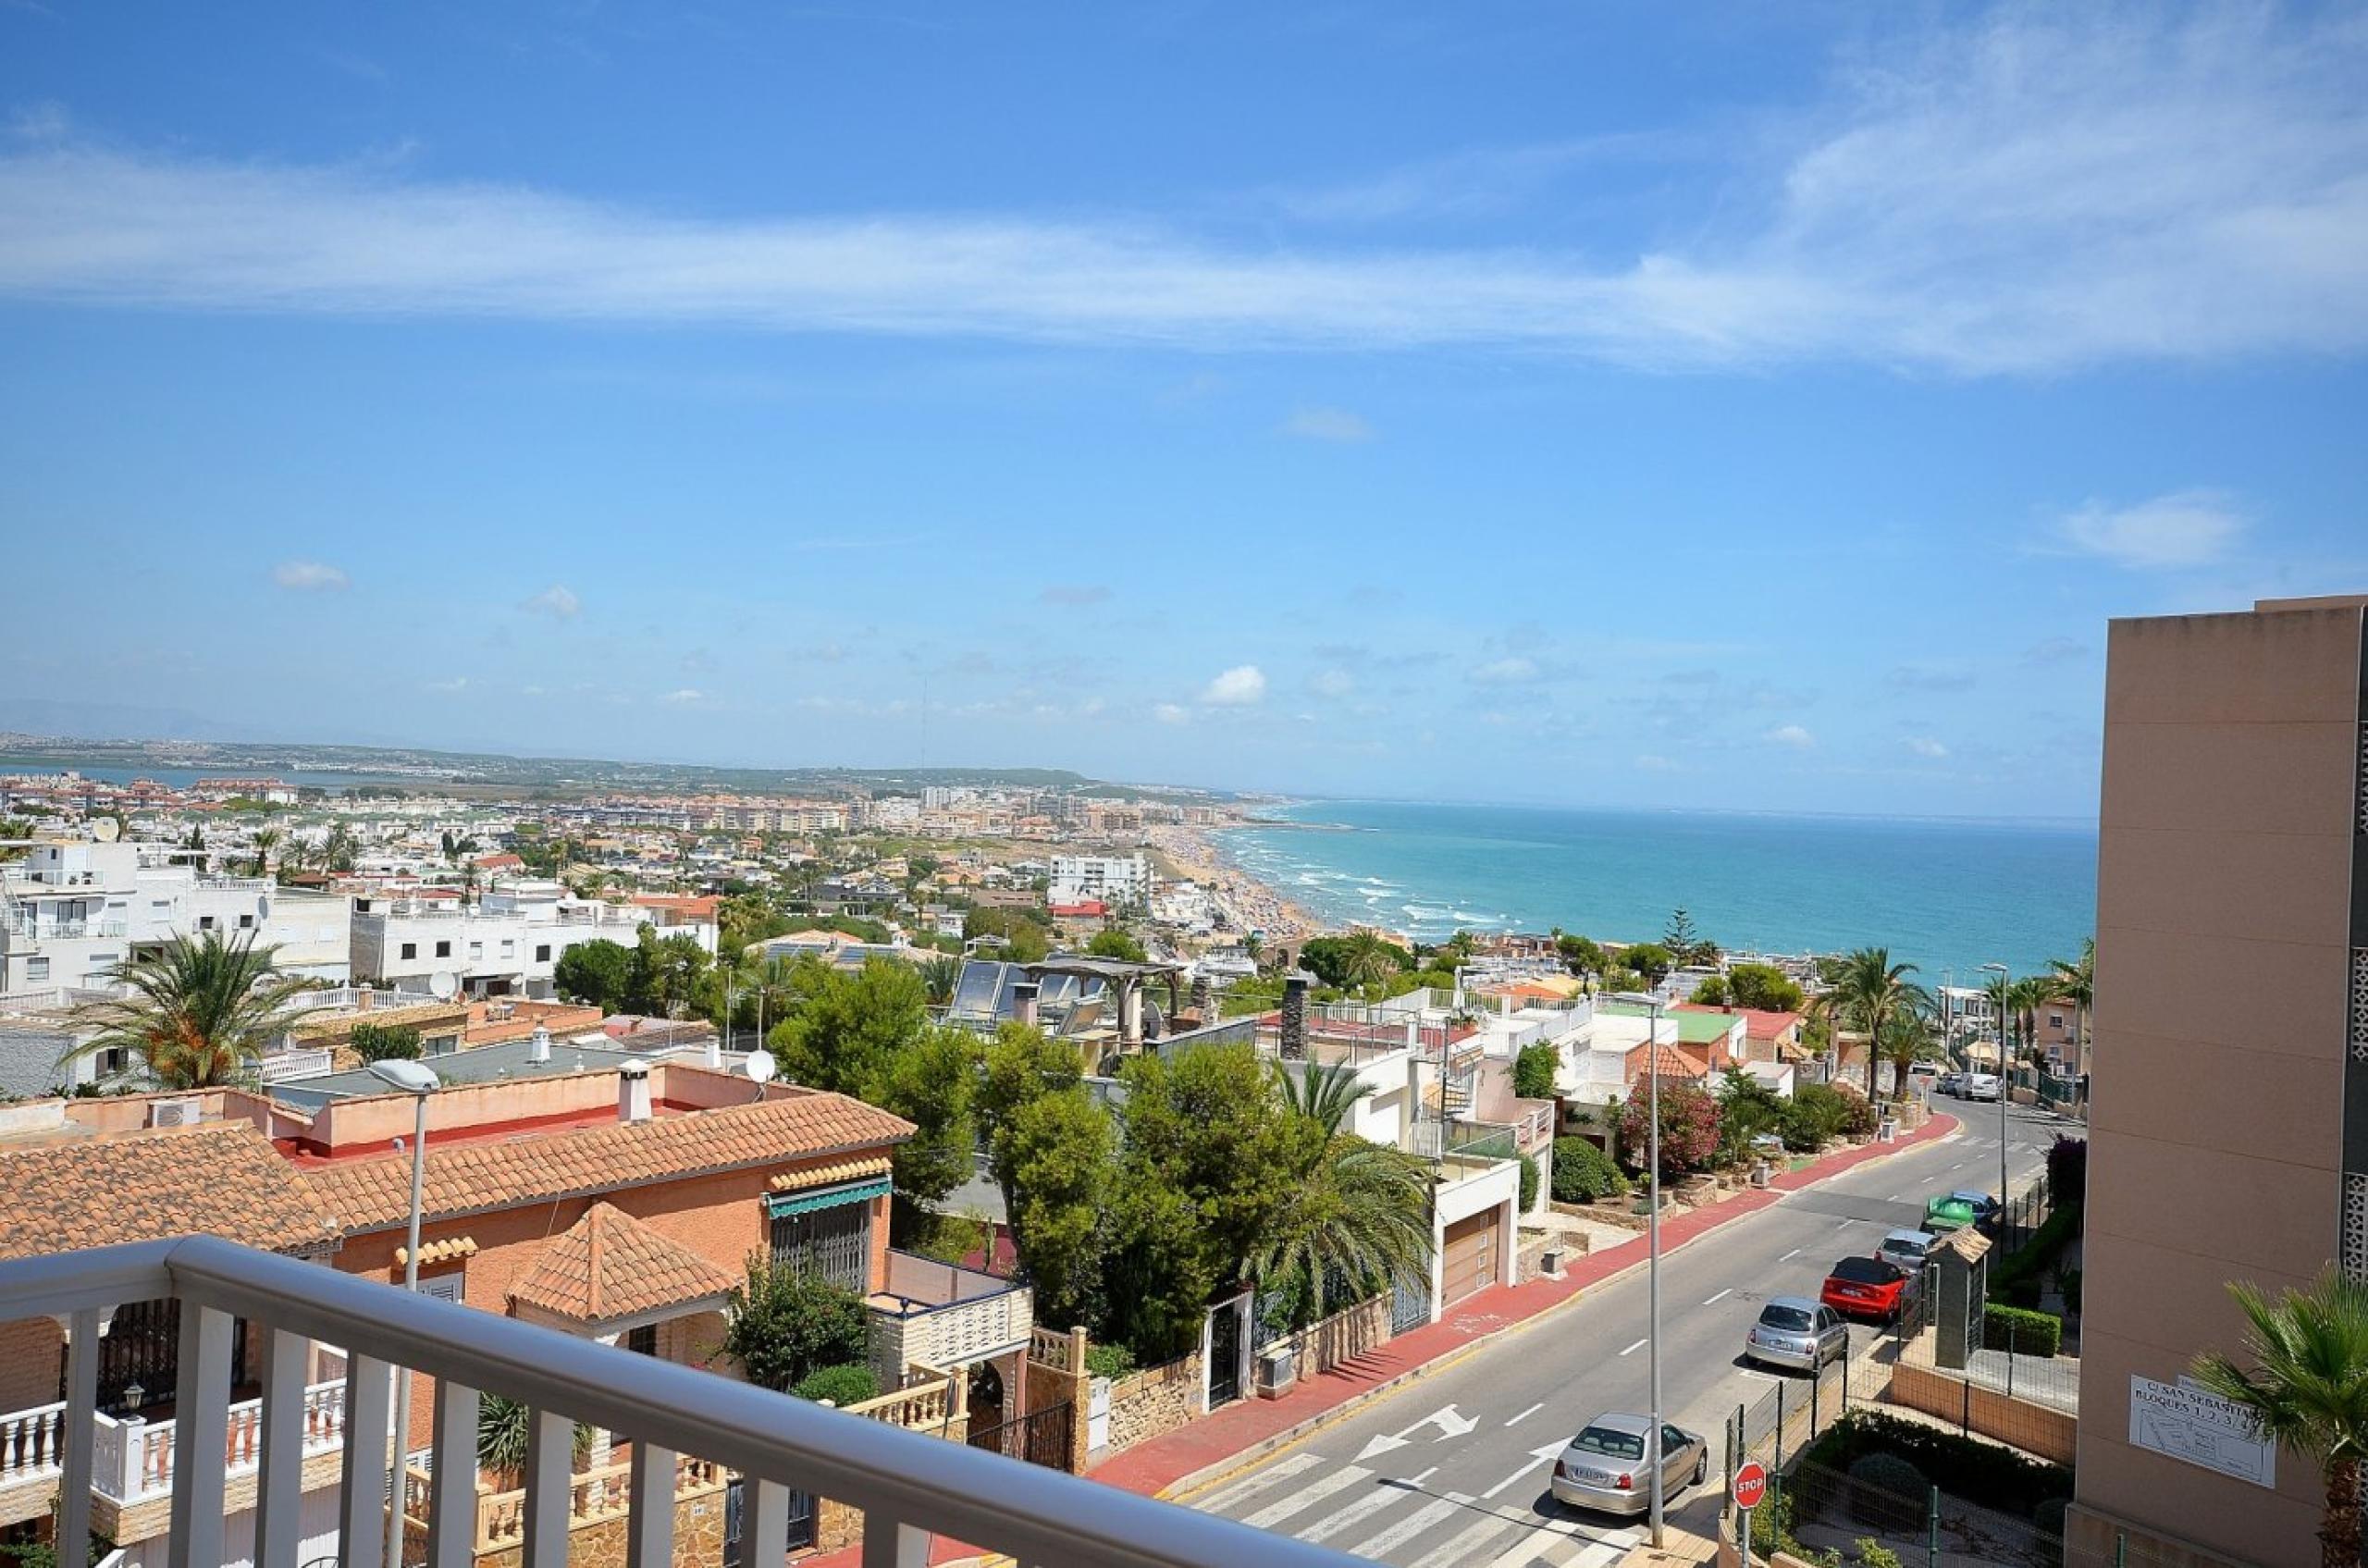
[1347,1489,1472,1559]
[1486,1525,1634,1568]
[1410,1511,1525,1568]
[1240,1463,1368,1527]
[1833,1216,1853,1228]
[1192,1450,1325,1512]
[1295,1480,1407,1544]
[1508,1401,1544,1426]
[1884,1192,1901,1202]
[1619,1338,1648,1356]
[1780,1248,1803,1261]
[1406,1466,1437,1487]
[1702,1288,1733,1306]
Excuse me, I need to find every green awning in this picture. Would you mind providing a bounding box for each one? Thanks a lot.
[764,1176,891,1218]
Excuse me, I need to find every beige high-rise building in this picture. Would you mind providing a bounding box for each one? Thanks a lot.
[2070,595,2368,1566]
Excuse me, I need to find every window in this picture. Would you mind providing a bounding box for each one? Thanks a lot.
[419,1273,465,1304]
[198,915,216,931]
[500,939,515,957]
[435,940,451,958]
[768,1191,874,1292]
[400,942,418,961]
[536,945,552,962]
[467,941,483,960]
[24,957,48,982]
[238,914,255,930]
[625,1324,659,1358]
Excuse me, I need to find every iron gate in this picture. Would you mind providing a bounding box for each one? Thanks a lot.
[722,1473,817,1560]
[967,1399,1074,1471]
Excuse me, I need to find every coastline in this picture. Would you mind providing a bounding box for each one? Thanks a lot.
[1149,825,1326,944]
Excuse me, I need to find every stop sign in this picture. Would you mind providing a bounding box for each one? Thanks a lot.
[1733,1461,1768,1512]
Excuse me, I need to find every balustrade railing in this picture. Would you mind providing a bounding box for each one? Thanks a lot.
[0,1401,66,1486]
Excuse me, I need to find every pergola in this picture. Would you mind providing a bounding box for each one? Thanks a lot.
[1024,956,1189,1047]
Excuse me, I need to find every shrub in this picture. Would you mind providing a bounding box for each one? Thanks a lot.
[1852,1540,1906,1568]
[1511,1042,1559,1100]
[721,1256,870,1392]
[1845,1451,1928,1525]
[2033,1496,2069,1536]
[2045,1136,2088,1209]
[1550,1137,1629,1203]
[792,1363,880,1406]
[1083,1342,1136,1381]
[1518,1152,1540,1212]
[349,1021,423,1063]
[1983,1303,2063,1358]
[1803,1411,2070,1518]
[1615,1082,1722,1177]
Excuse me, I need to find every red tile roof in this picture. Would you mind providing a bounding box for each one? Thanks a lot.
[509,1203,739,1325]
[0,1122,340,1261]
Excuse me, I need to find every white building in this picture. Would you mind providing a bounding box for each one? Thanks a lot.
[0,840,352,996]
[349,880,716,998]
[1048,853,1151,908]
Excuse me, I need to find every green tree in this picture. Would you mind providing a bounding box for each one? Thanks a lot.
[1511,1041,1560,1100]
[1554,932,1607,977]
[2046,937,2094,1076]
[1620,943,1674,983]
[993,1084,1114,1328]
[1690,974,1732,1007]
[875,1025,979,1221]
[1873,1001,1939,1099]
[1086,927,1147,963]
[965,905,1051,963]
[1256,1063,1432,1332]
[1815,947,1923,1101]
[553,938,636,1012]
[719,1256,870,1394]
[1726,962,1806,1013]
[475,1395,594,1481]
[2190,1269,2368,1568]
[63,932,322,1089]
[631,929,712,1018]
[1662,908,1718,967]
[918,953,963,1006]
[248,827,281,879]
[349,1022,423,1063]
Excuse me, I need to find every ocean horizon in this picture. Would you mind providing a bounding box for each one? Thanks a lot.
[1216,798,2097,982]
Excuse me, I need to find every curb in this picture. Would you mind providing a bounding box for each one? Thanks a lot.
[1153,1111,1961,1504]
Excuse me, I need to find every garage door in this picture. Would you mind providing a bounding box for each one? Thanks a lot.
[1440,1208,1500,1308]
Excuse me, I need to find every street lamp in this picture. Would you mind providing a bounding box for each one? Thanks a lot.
[368,1057,439,1568]
[1612,990,1666,1549]
[1978,964,2010,1216]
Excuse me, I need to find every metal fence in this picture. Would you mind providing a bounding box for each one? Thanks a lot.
[1770,1454,2064,1568]
[967,1397,1077,1471]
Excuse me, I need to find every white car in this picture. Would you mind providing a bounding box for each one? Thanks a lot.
[1963,1073,2002,1102]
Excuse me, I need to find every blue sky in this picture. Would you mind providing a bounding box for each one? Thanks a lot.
[2,2,2363,819]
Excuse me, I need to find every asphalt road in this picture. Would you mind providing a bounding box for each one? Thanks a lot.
[1181,1103,2068,1568]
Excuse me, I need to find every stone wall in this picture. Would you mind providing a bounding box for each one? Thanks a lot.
[464,1470,728,1568]
[1885,1360,2078,1466]
[1096,1352,1201,1460]
[1254,1296,1389,1385]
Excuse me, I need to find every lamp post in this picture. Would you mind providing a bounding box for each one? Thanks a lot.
[368,1057,440,1568]
[1614,990,1666,1549]
[1978,964,2010,1218]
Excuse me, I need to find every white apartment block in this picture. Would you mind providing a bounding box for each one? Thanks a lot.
[0,840,352,995]
[349,880,717,998]
[1049,852,1152,907]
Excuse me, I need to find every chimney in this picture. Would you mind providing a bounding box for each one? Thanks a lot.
[529,1024,551,1064]
[1189,973,1213,1024]
[618,1059,652,1124]
[356,983,374,1013]
[1280,970,1312,1060]
[1011,981,1039,1028]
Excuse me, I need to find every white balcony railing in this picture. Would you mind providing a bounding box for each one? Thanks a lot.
[4,1379,347,1502]
[0,1236,1361,1568]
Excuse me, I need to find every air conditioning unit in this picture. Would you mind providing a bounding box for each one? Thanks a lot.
[148,1097,204,1129]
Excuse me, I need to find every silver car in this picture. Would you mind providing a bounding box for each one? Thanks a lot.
[1877,1229,1937,1274]
[1550,1413,1708,1516]
[1743,1296,1848,1372]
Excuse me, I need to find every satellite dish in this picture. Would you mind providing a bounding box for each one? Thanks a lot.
[92,818,121,843]
[428,971,459,1001]
[744,1050,777,1085]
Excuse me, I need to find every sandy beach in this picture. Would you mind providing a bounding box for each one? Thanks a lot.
[1150,824,1326,944]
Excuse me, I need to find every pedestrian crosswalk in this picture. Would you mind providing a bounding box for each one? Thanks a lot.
[1192,1457,1640,1568]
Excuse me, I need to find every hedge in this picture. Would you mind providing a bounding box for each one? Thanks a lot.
[1518,1152,1540,1212]
[1801,1410,2071,1520]
[1550,1137,1630,1203]
[793,1363,880,1406]
[1983,1303,2064,1358]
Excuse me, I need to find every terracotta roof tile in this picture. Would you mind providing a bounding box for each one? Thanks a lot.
[0,1121,341,1261]
[306,1092,914,1233]
[509,1203,739,1325]
[768,1155,893,1192]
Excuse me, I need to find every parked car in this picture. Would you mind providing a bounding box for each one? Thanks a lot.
[1906,1062,1942,1089]
[1877,1228,1937,1274]
[1821,1254,1920,1323]
[1935,1070,1967,1096]
[1550,1414,1708,1516]
[1743,1296,1849,1372]
[1963,1072,2002,1102]
[1921,1190,1998,1233]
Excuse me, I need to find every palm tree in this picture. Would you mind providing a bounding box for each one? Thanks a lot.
[61,932,324,1088]
[1338,931,1400,994]
[1874,999,1939,1099]
[247,828,281,879]
[2047,937,2095,1078]
[747,954,798,1046]
[1258,1063,1432,1328]
[2190,1269,2368,1567]
[919,954,963,1007]
[1814,947,1922,1101]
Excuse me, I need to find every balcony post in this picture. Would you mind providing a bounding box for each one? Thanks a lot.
[166,1303,234,1568]
[623,1441,675,1568]
[425,1379,478,1568]
[521,1408,572,1568]
[254,1327,309,1568]
[859,1512,927,1568]
[57,1308,100,1568]
[336,1355,393,1568]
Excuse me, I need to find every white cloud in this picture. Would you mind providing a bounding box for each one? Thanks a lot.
[1765,724,1816,749]
[660,688,706,706]
[1199,665,1266,706]
[1153,701,1191,725]
[521,584,581,619]
[8,8,2363,375]
[2058,489,2247,569]
[1906,736,1949,759]
[1310,668,1354,698]
[1280,405,1375,443]
[1470,656,1541,685]
[271,560,349,591]
[426,675,470,692]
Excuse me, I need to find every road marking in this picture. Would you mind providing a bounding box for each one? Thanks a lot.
[1192,1451,1323,1513]
[1508,1401,1543,1426]
[1483,1441,1572,1500]
[1620,1338,1647,1356]
[1833,1216,1852,1227]
[1346,1489,1472,1559]
[1702,1288,1733,1306]
[1295,1480,1408,1543]
[1410,1511,1526,1568]
[1486,1526,1633,1568]
[1884,1191,1900,1202]
[1240,1463,1368,1527]
[1406,1466,1437,1487]
[1780,1248,1803,1261]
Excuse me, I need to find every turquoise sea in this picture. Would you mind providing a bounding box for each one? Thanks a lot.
[1217,800,2097,982]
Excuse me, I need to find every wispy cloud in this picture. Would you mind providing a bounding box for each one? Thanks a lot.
[521,584,582,619]
[1280,405,1375,443]
[2022,636,2089,664]
[1470,656,1541,685]
[426,675,471,693]
[1199,665,1266,706]
[6,9,2362,374]
[1765,723,1816,749]
[272,560,349,591]
[1905,736,1949,759]
[1040,584,1111,606]
[660,687,707,706]
[1310,668,1354,698]
[2057,489,2248,569]
[1153,701,1191,725]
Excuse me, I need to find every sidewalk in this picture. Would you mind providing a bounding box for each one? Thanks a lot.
[1096,1110,1962,1501]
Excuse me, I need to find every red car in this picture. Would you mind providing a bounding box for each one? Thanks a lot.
[1820,1255,1918,1323]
